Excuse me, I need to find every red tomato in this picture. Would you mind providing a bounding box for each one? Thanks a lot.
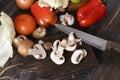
[16,0,34,10]
[14,14,37,35]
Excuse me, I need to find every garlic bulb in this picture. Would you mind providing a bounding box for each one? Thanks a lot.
[0,12,16,67]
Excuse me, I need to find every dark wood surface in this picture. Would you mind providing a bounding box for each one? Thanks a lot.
[0,0,120,80]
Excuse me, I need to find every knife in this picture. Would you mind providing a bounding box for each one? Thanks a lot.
[55,24,120,53]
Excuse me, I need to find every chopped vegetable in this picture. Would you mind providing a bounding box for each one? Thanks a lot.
[31,2,57,27]
[50,32,87,65]
[0,12,16,67]
[77,0,106,27]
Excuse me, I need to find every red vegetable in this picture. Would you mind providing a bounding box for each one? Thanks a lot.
[31,2,57,27]
[14,14,37,35]
[77,0,106,27]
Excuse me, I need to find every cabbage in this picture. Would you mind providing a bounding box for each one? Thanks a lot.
[0,12,15,67]
[38,0,69,9]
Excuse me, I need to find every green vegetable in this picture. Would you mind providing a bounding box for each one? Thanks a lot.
[70,0,80,3]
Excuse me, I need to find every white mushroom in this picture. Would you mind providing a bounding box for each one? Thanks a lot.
[65,44,77,51]
[50,32,87,65]
[50,44,65,65]
[50,39,66,65]
[65,32,82,51]
[32,27,47,39]
[50,51,65,65]
[60,13,74,26]
[52,40,60,52]
[29,43,47,60]
[59,39,68,47]
[67,32,82,45]
[55,45,65,57]
[71,49,87,64]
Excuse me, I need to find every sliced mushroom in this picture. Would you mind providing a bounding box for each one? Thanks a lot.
[55,45,65,57]
[65,44,77,51]
[67,32,82,46]
[29,44,47,60]
[50,32,86,65]
[50,40,65,65]
[59,39,68,47]
[64,32,82,51]
[32,26,47,39]
[71,49,87,64]
[52,40,60,52]
[50,51,65,65]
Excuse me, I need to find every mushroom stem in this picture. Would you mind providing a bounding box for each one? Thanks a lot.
[50,32,87,65]
[29,40,47,60]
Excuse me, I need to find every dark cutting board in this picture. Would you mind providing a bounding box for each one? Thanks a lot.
[13,32,99,80]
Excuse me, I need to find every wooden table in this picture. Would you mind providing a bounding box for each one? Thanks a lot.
[0,0,120,80]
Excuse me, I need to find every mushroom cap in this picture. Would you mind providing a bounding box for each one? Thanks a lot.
[32,27,47,39]
[50,51,65,65]
[18,39,34,57]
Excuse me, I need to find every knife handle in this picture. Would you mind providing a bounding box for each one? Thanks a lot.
[106,41,120,53]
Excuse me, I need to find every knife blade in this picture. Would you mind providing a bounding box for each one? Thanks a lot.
[55,24,120,53]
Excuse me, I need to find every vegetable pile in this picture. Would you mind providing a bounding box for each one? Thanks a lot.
[0,0,107,67]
